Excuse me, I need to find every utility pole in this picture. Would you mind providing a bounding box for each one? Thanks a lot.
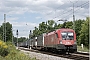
[73,3,75,31]
[3,14,6,42]
[69,0,75,31]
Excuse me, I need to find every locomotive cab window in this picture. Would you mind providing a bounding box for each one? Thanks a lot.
[61,32,74,40]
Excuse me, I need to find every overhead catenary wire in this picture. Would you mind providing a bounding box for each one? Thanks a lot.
[41,0,80,21]
[56,5,88,24]
[35,1,89,28]
[69,0,80,4]
[39,0,82,22]
[52,0,80,20]
[52,1,89,20]
[63,2,89,19]
[53,0,80,18]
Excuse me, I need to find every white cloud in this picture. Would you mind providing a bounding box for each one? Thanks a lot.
[0,0,89,17]
[0,0,64,14]
[0,0,89,37]
[11,22,38,28]
[7,17,18,21]
[35,16,42,19]
[11,22,39,37]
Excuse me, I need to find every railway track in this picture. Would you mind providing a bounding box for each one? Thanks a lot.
[18,47,89,60]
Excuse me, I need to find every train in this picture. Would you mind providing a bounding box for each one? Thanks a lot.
[18,28,77,53]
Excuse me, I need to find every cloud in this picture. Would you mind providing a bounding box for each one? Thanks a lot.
[12,21,39,37]
[0,0,89,17]
[0,0,63,14]
[11,21,38,28]
[7,17,18,21]
[0,0,89,37]
[35,16,42,19]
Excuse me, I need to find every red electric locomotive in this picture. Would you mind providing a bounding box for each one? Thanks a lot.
[44,28,77,53]
[31,28,77,53]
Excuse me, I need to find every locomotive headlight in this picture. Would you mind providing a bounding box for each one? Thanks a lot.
[74,41,77,44]
[60,40,62,44]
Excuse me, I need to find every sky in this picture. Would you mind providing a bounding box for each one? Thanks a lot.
[0,0,89,38]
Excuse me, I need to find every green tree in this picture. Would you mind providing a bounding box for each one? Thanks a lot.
[75,19,85,45]
[54,23,58,29]
[0,22,12,42]
[18,37,27,42]
[13,37,17,46]
[32,20,55,37]
[0,34,2,40]
[39,22,47,34]
[0,26,3,40]
[57,24,63,29]
[33,27,39,37]
[65,21,73,29]
[47,20,55,32]
[79,17,89,48]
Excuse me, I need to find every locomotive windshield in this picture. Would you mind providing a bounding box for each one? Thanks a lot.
[61,32,74,40]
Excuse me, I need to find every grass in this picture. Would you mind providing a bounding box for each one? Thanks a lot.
[0,41,36,60]
[77,46,89,52]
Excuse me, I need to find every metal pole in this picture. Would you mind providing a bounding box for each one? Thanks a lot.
[73,3,75,31]
[4,14,6,42]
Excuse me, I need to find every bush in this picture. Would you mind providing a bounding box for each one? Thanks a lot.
[0,41,36,60]
[0,40,9,57]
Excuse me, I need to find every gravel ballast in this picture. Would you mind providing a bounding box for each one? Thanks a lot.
[20,49,72,60]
